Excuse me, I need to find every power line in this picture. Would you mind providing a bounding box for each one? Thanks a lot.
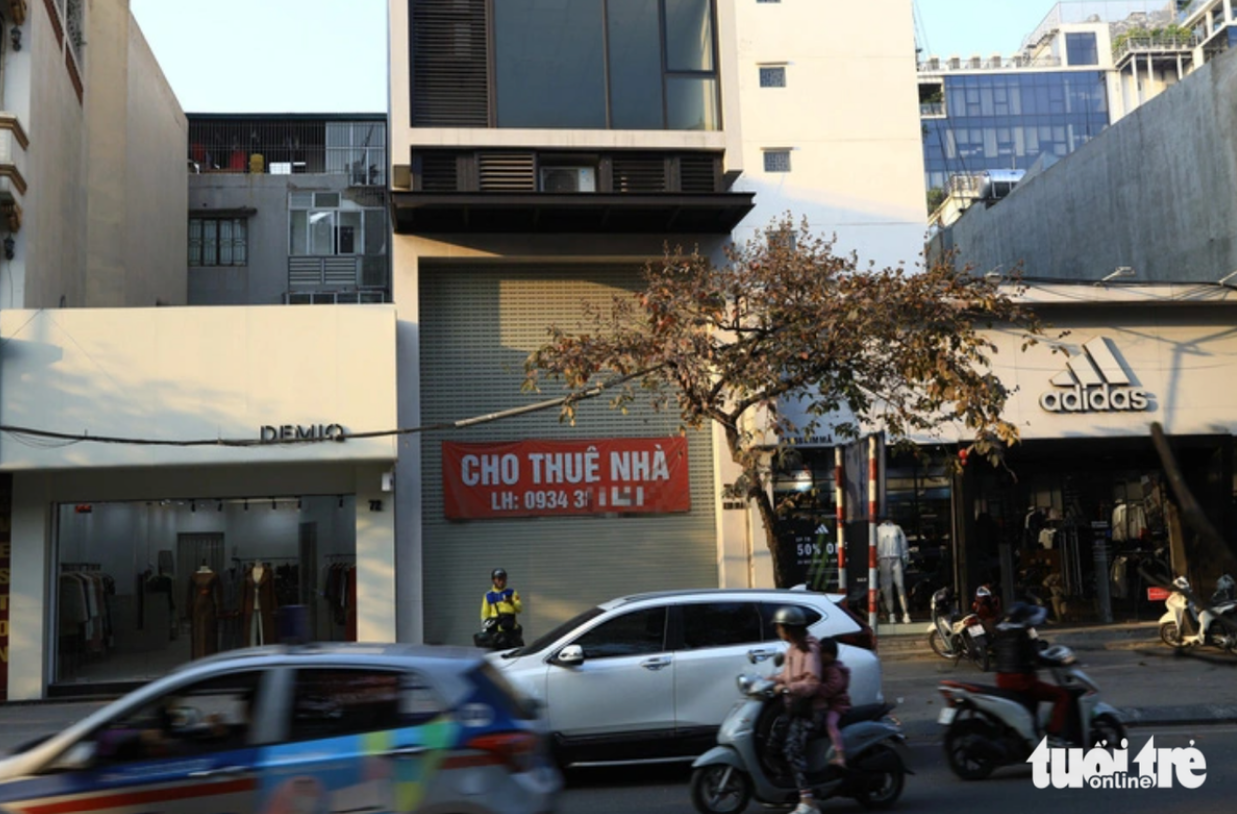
[0,365,660,450]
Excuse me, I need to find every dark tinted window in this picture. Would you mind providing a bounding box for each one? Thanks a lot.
[289,669,407,741]
[681,602,763,649]
[664,0,715,71]
[1065,32,1098,66]
[759,602,823,641]
[608,0,665,129]
[574,607,667,659]
[89,671,263,765]
[520,606,606,655]
[495,0,607,128]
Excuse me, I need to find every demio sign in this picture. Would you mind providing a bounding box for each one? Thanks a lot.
[1039,337,1150,414]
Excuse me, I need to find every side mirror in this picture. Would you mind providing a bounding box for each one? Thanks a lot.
[554,645,584,666]
[773,652,785,668]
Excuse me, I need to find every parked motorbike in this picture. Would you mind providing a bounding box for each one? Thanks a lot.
[1159,574,1237,651]
[472,615,524,651]
[926,588,990,671]
[937,637,1125,780]
[690,654,910,813]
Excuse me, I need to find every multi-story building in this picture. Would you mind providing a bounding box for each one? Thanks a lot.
[388,0,926,646]
[919,1,1202,207]
[186,114,391,305]
[0,0,187,309]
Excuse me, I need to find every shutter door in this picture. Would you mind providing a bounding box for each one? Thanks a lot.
[420,265,718,646]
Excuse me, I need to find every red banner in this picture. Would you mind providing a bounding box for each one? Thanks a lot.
[442,438,691,520]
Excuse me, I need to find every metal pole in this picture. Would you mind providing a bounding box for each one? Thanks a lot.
[868,435,878,629]
[835,446,845,593]
[1093,521,1113,624]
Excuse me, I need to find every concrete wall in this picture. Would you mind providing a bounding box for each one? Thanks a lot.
[0,305,399,469]
[188,174,357,306]
[730,0,927,270]
[938,46,1237,283]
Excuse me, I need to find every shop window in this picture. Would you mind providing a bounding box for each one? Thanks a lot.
[189,218,248,267]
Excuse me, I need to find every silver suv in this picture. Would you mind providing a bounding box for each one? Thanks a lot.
[0,644,560,814]
[489,589,882,767]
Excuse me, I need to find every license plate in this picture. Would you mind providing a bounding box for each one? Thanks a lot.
[967,625,985,638]
[938,706,957,725]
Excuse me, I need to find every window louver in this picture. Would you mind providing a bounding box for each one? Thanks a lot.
[679,155,718,193]
[419,152,460,191]
[412,0,490,127]
[612,154,668,193]
[478,153,536,191]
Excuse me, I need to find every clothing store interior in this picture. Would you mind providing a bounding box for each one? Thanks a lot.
[965,437,1237,625]
[54,494,359,690]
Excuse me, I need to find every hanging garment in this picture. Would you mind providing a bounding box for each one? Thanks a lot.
[188,570,223,660]
[1110,555,1129,599]
[1112,503,1128,542]
[220,567,243,651]
[1038,527,1056,550]
[242,565,278,647]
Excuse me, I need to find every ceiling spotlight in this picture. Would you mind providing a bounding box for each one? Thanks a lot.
[1095,266,1135,286]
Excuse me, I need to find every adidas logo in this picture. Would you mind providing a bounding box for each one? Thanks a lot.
[1039,337,1150,413]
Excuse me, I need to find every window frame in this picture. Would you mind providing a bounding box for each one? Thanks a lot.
[675,601,764,651]
[189,217,248,267]
[288,192,386,258]
[568,605,669,660]
[763,149,792,173]
[759,65,787,88]
[281,666,440,743]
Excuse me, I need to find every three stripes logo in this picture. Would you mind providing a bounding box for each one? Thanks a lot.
[1039,337,1151,413]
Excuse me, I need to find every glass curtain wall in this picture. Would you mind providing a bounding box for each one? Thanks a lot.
[494,0,720,130]
[55,496,357,687]
[922,71,1109,191]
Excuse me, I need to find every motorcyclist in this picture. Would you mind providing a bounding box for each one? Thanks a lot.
[479,568,523,648]
[1185,573,1235,646]
[992,602,1071,745]
[768,605,829,814]
[972,584,1001,637]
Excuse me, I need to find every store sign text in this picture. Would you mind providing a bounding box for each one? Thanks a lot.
[259,424,346,443]
[442,438,691,519]
[1039,337,1152,414]
[1039,384,1150,414]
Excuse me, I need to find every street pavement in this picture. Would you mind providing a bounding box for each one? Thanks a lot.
[560,724,1237,813]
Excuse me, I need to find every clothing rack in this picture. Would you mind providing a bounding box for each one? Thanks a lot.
[325,553,355,561]
[61,562,101,572]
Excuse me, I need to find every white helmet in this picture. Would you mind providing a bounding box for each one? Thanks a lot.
[1173,576,1190,591]
[1040,645,1075,665]
[976,586,991,598]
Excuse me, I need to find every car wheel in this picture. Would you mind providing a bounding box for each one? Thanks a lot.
[1160,622,1180,647]
[943,719,999,780]
[928,630,950,658]
[853,744,906,809]
[690,765,752,814]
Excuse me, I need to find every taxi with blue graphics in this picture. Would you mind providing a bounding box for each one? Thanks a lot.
[0,643,560,814]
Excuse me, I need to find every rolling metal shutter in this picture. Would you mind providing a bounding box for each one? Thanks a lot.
[419,264,718,646]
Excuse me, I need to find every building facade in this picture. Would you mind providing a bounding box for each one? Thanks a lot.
[1,0,187,310]
[388,0,927,646]
[186,114,391,306]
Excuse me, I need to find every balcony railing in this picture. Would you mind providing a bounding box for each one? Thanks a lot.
[1113,34,1197,61]
[920,102,945,117]
[918,55,1063,72]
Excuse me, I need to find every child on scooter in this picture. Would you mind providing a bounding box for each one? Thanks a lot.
[817,637,852,768]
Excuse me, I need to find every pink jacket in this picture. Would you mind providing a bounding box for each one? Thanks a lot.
[774,636,852,715]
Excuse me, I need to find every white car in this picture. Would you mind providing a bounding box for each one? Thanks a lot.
[488,589,884,766]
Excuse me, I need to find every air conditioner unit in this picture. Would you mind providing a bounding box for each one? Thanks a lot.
[539,166,596,193]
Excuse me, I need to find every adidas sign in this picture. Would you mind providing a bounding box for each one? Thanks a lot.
[1039,337,1151,414]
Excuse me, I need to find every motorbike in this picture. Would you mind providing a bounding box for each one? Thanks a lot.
[937,639,1126,780]
[926,588,990,671]
[1159,574,1237,651]
[690,654,910,813]
[472,614,524,651]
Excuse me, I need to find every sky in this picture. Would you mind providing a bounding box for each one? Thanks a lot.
[129,0,389,114]
[128,1,1151,115]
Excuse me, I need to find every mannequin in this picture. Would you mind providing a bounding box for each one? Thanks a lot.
[188,562,223,659]
[876,517,912,624]
[242,561,278,647]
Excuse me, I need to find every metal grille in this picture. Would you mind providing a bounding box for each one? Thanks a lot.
[323,257,360,287]
[763,150,792,173]
[418,265,718,647]
[478,153,536,191]
[289,257,325,288]
[612,154,668,192]
[412,0,490,127]
[418,152,460,191]
[759,66,786,88]
[187,118,386,182]
[361,256,389,289]
[679,155,718,193]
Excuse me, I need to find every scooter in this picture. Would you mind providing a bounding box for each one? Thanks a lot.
[690,654,910,813]
[1159,574,1237,652]
[937,640,1126,780]
[926,587,990,671]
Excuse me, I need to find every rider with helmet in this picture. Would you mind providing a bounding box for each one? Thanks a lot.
[993,602,1071,744]
[479,568,523,648]
[973,584,1001,637]
[769,605,849,814]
